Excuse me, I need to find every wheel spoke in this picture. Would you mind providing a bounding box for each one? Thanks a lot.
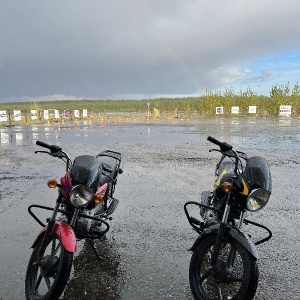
[51,238,56,256]
[44,276,51,290]
[200,269,211,283]
[34,273,43,291]
[215,282,223,300]
[226,245,236,268]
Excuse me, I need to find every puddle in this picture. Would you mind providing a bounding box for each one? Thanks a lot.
[1,117,300,150]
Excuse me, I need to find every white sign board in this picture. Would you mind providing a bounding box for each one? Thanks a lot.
[82,109,88,118]
[248,106,257,114]
[279,105,292,117]
[216,107,223,115]
[0,110,7,122]
[231,106,239,114]
[74,110,80,118]
[54,110,60,119]
[14,110,21,121]
[44,110,49,120]
[31,110,37,120]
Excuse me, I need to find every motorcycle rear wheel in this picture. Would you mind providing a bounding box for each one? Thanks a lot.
[25,233,73,300]
[189,234,258,300]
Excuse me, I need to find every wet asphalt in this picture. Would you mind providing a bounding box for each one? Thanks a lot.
[0,117,300,299]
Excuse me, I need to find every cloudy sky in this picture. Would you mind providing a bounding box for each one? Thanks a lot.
[1,0,300,102]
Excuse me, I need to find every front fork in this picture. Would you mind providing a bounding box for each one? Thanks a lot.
[210,192,246,269]
[210,196,234,268]
[210,219,229,268]
[38,193,63,247]
[35,193,76,257]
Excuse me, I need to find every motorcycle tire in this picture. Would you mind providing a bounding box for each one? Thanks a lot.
[189,234,258,300]
[25,233,73,300]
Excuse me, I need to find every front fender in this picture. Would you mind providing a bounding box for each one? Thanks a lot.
[190,224,259,260]
[31,222,77,253]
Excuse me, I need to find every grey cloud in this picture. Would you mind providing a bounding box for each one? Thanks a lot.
[1,0,300,101]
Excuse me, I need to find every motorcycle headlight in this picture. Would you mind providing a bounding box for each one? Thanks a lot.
[246,188,271,212]
[69,184,94,208]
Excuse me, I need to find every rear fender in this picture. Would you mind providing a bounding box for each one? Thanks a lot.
[190,224,259,260]
[30,222,77,253]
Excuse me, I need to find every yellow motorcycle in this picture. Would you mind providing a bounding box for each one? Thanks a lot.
[184,136,272,300]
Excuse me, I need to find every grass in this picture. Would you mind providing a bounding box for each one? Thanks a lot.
[0,83,299,121]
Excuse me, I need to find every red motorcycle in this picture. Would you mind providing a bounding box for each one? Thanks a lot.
[25,141,123,300]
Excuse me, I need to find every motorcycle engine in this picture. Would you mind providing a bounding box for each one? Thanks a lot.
[77,210,93,237]
[76,202,105,238]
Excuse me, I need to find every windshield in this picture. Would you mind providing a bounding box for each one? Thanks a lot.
[244,156,272,192]
[217,154,247,176]
[70,155,102,191]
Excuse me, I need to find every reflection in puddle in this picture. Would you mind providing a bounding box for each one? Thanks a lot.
[31,126,39,141]
[1,132,9,144]
[16,132,23,144]
[279,117,291,126]
[248,119,256,125]
[1,118,300,151]
[62,237,125,300]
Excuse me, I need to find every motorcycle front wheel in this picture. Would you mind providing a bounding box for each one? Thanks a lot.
[189,234,258,300]
[25,233,73,300]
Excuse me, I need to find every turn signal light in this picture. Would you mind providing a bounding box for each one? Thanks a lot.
[94,193,104,204]
[47,179,58,188]
[222,182,233,193]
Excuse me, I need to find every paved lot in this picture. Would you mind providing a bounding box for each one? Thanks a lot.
[0,118,299,299]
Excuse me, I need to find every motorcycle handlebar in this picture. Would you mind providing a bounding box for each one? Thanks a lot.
[207,136,233,152]
[36,140,62,152]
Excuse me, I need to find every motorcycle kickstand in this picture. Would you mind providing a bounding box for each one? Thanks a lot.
[88,238,104,260]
